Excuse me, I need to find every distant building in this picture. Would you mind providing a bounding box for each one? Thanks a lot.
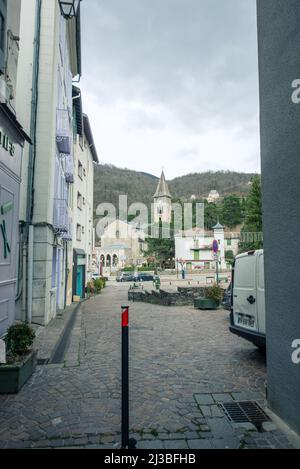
[94,219,146,275]
[71,103,99,302]
[175,222,228,272]
[153,171,172,224]
[207,190,220,204]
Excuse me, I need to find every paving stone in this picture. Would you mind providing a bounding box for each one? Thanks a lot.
[137,440,164,449]
[206,418,235,438]
[199,406,212,418]
[163,440,188,449]
[211,437,240,449]
[262,421,277,432]
[212,393,233,402]
[232,422,257,431]
[187,439,213,449]
[231,392,264,401]
[195,394,215,405]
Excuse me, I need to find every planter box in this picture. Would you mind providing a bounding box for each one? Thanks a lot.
[194,298,220,310]
[0,350,38,394]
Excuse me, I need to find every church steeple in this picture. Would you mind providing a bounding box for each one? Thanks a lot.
[153,171,172,199]
[153,171,172,224]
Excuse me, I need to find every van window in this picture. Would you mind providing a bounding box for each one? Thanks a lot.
[258,254,265,290]
[234,256,255,288]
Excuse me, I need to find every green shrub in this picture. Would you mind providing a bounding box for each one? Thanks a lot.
[5,323,36,356]
[205,284,224,302]
[93,277,106,293]
[122,266,135,272]
[86,280,95,295]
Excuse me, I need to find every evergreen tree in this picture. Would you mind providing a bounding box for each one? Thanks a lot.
[239,176,263,252]
[219,194,243,228]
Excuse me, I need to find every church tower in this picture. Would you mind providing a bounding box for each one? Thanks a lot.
[153,171,172,224]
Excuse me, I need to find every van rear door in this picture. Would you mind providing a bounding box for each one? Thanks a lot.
[256,251,266,334]
[233,253,259,333]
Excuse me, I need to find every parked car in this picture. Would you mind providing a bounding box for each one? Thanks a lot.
[133,273,154,282]
[116,272,135,282]
[222,282,232,311]
[92,272,101,281]
[229,250,265,348]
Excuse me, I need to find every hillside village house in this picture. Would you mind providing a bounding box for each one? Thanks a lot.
[0,1,31,337]
[207,190,220,204]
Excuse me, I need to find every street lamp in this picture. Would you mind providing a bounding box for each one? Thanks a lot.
[58,0,81,20]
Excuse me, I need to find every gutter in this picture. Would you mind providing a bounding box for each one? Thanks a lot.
[26,0,42,324]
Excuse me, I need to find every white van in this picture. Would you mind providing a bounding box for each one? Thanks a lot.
[229,250,266,348]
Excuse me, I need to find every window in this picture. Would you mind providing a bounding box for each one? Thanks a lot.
[83,168,86,177]
[77,192,83,210]
[82,226,85,234]
[227,238,232,246]
[83,197,85,206]
[0,0,7,74]
[76,224,81,241]
[0,13,5,52]
[78,161,83,179]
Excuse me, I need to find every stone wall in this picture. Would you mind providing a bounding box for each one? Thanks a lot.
[128,286,224,306]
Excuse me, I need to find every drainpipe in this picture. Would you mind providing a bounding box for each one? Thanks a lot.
[26,0,42,324]
[27,225,34,324]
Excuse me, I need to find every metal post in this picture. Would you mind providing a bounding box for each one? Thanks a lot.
[121,305,129,449]
[216,254,219,286]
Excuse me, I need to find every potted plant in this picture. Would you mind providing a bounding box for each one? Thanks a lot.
[194,284,224,310]
[0,323,37,394]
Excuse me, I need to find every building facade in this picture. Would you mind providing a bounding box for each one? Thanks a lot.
[175,222,228,272]
[0,0,30,337]
[71,102,98,300]
[94,219,146,275]
[15,0,82,325]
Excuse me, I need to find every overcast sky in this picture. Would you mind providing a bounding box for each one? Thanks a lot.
[80,0,260,179]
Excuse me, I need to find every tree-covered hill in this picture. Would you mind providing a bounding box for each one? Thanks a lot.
[93,164,258,209]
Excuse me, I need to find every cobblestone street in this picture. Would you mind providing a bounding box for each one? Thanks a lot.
[0,284,295,449]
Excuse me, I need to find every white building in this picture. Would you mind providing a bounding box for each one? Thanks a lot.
[71,101,98,300]
[15,0,82,325]
[0,1,31,337]
[207,190,220,204]
[94,219,146,275]
[175,222,228,272]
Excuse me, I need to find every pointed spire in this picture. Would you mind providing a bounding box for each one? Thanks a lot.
[213,217,224,230]
[153,171,172,199]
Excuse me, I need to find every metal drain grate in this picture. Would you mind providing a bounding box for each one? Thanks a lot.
[219,401,271,425]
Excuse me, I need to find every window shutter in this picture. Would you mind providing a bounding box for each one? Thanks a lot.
[0,0,7,74]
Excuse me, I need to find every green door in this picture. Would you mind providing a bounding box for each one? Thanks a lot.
[76,266,84,298]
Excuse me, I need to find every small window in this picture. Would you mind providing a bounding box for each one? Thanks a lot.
[227,238,232,246]
[83,168,86,177]
[83,197,85,205]
[78,161,83,179]
[0,13,5,52]
[82,226,85,234]
[76,224,81,241]
[77,192,83,210]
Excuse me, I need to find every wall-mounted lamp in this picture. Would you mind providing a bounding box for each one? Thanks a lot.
[58,0,81,20]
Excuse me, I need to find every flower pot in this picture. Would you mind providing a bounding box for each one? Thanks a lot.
[0,350,38,394]
[194,297,220,310]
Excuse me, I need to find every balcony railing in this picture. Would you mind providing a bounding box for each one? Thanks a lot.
[61,216,73,241]
[53,198,68,233]
[64,153,74,183]
[56,109,72,155]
